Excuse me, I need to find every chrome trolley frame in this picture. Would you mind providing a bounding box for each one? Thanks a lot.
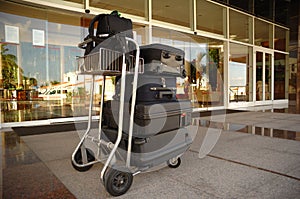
[71,36,184,196]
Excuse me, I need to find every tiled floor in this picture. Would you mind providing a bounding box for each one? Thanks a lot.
[1,131,76,198]
[1,109,300,198]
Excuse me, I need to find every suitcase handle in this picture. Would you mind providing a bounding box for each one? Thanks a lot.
[150,87,176,99]
[158,91,175,99]
[150,87,176,91]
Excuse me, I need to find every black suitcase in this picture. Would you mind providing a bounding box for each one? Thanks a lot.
[140,44,185,76]
[114,74,178,103]
[101,127,193,168]
[83,11,133,55]
[103,100,192,138]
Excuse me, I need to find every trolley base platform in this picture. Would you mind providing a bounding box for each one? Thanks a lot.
[101,126,193,169]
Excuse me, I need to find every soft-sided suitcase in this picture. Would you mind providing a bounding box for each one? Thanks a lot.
[114,74,178,103]
[103,100,192,138]
[83,11,133,55]
[140,44,185,76]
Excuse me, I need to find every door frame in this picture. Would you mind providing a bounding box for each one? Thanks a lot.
[253,47,274,106]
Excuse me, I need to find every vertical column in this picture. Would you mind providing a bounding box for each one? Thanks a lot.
[224,41,229,108]
[249,47,254,102]
[191,0,197,33]
[270,24,274,50]
[226,6,229,40]
[0,43,2,127]
[223,7,229,108]
[17,45,22,86]
[262,53,265,101]
[45,20,50,85]
[297,10,300,113]
[84,0,89,11]
[60,46,64,106]
[271,53,274,100]
[0,133,3,196]
[285,54,289,99]
[0,43,2,90]
[147,0,152,44]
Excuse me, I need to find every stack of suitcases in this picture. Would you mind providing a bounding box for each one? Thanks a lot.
[73,11,194,196]
[102,43,192,167]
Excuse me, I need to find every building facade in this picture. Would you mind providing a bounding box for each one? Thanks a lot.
[0,0,297,127]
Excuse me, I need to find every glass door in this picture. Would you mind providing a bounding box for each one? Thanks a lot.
[254,49,273,102]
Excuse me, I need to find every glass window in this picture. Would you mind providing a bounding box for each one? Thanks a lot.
[255,19,273,48]
[229,10,253,44]
[90,0,147,18]
[265,53,272,100]
[254,0,274,21]
[190,36,224,108]
[152,26,224,108]
[255,51,263,101]
[152,0,190,27]
[275,0,289,25]
[229,0,254,13]
[229,43,253,102]
[274,26,288,52]
[196,0,226,36]
[255,51,272,101]
[274,52,287,100]
[0,2,89,123]
[133,24,148,46]
[0,1,156,124]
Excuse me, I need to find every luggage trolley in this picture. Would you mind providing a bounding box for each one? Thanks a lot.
[71,17,193,197]
[71,35,144,194]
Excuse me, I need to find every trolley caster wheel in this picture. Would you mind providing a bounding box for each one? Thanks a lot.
[104,168,133,196]
[72,148,95,172]
[167,157,181,168]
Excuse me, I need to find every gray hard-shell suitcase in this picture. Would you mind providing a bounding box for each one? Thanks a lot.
[101,126,193,168]
[114,74,178,103]
[140,43,185,76]
[103,100,192,138]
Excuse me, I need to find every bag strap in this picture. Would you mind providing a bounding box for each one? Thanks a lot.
[88,14,105,37]
[88,11,121,37]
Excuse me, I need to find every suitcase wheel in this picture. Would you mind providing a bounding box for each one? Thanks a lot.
[104,167,133,196]
[72,148,95,172]
[167,157,181,168]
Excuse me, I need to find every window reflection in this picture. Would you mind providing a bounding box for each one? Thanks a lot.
[197,0,226,36]
[153,0,190,27]
[255,19,273,48]
[229,10,253,44]
[256,51,263,101]
[0,6,88,123]
[275,26,288,52]
[229,0,253,13]
[274,53,287,99]
[254,0,273,20]
[229,43,253,102]
[153,26,224,108]
[0,5,148,123]
[90,0,147,18]
[265,53,272,100]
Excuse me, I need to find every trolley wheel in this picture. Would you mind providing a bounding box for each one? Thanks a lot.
[104,168,133,196]
[167,157,181,168]
[72,148,95,172]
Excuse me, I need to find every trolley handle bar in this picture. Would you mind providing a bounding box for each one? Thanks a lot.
[78,34,110,49]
